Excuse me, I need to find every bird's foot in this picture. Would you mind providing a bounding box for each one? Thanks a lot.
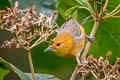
[76,63,81,68]
[86,35,95,42]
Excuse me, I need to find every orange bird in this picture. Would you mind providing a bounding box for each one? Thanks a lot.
[44,16,92,64]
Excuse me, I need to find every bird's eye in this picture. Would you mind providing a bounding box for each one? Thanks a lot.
[56,43,61,46]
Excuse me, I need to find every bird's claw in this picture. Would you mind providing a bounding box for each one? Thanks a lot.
[76,63,81,68]
[86,35,95,42]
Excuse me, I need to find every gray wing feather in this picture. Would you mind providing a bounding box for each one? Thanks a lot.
[57,18,81,38]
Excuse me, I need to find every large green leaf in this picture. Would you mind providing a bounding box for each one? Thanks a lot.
[0,57,31,80]
[75,0,87,6]
[64,6,79,17]
[0,57,60,80]
[10,64,32,80]
[88,18,120,62]
[56,0,80,19]
[0,68,9,80]
[0,57,12,80]
[0,0,11,10]
[25,73,60,80]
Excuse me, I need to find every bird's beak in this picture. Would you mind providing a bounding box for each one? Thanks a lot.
[44,47,55,52]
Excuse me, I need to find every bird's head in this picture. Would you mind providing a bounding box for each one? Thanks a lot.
[44,32,75,54]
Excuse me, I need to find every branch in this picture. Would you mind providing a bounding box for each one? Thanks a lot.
[112,16,120,18]
[28,50,35,80]
[90,70,98,80]
[94,0,98,17]
[81,21,100,58]
[86,1,96,20]
[102,4,120,19]
[99,0,109,17]
[30,32,54,49]
[70,66,79,80]
[103,0,109,12]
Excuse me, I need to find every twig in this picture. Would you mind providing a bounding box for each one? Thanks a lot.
[103,0,109,12]
[28,50,35,80]
[30,36,43,49]
[70,66,79,80]
[112,16,120,18]
[107,4,120,15]
[98,5,103,17]
[102,4,120,19]
[15,33,29,50]
[99,0,109,17]
[102,10,120,19]
[81,21,100,58]
[30,32,54,49]
[90,70,98,80]
[94,0,98,17]
[86,1,96,20]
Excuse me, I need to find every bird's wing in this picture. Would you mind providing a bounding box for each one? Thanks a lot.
[57,18,82,39]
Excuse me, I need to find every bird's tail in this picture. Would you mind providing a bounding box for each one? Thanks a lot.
[79,15,91,25]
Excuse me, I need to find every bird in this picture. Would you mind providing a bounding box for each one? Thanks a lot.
[44,16,92,65]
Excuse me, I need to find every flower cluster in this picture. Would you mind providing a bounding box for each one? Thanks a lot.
[0,1,58,50]
[78,51,120,80]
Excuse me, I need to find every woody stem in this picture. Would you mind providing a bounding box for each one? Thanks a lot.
[28,50,35,80]
[82,0,109,58]
[81,21,100,58]
[70,66,79,80]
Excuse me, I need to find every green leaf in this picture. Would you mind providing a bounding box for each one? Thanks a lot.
[0,0,11,10]
[0,68,9,80]
[0,57,61,80]
[0,57,31,80]
[64,6,79,17]
[88,18,120,62]
[25,73,60,80]
[10,64,32,80]
[57,0,80,19]
[0,57,12,80]
[75,0,86,6]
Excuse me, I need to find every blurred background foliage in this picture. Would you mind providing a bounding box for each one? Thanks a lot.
[0,0,120,80]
